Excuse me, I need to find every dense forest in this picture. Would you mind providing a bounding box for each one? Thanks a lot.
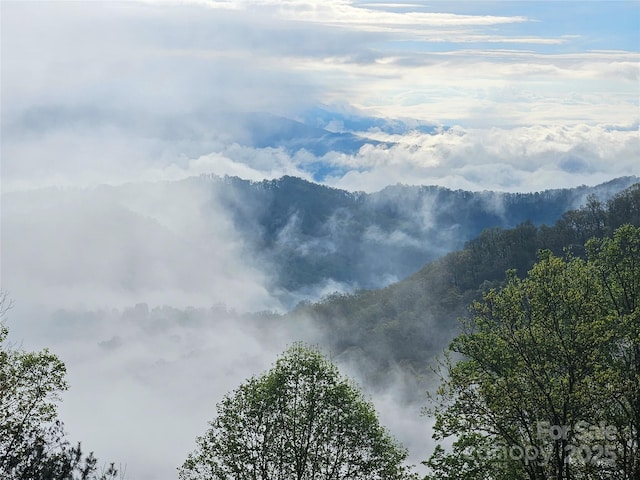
[210,175,638,293]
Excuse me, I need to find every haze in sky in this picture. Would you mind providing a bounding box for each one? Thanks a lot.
[1,1,639,479]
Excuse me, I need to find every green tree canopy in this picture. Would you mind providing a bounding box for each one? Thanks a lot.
[179,343,414,480]
[424,225,640,480]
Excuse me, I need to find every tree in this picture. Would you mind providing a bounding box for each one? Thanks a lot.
[179,343,414,480]
[424,225,640,480]
[606,183,640,231]
[0,291,121,480]
[586,224,640,477]
[0,290,68,471]
[2,418,120,480]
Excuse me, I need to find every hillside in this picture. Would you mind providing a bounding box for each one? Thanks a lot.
[210,175,638,296]
[280,182,640,397]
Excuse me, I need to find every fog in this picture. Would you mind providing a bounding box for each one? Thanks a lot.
[2,182,281,477]
[4,304,435,479]
[2,1,637,477]
[2,181,278,312]
[7,305,296,479]
[2,180,439,478]
[2,162,635,479]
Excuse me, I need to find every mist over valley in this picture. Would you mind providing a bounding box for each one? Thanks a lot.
[3,174,639,478]
[2,1,638,478]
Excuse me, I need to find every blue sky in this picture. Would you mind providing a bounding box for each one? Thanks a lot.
[354,1,639,53]
[404,1,638,47]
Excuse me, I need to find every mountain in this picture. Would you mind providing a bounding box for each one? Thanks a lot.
[209,175,639,299]
[274,182,640,398]
[4,174,637,312]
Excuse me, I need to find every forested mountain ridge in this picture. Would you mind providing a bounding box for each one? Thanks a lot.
[4,175,636,309]
[283,182,640,396]
[209,174,639,295]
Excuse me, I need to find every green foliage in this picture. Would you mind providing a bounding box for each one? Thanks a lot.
[425,225,640,480]
[2,419,120,480]
[585,224,640,477]
[423,433,524,480]
[179,343,415,480]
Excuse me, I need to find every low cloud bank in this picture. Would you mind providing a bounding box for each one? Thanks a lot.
[327,124,639,192]
[5,119,636,195]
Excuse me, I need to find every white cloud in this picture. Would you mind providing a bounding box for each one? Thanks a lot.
[188,0,529,28]
[4,0,636,140]
[144,146,314,184]
[323,124,639,192]
[3,121,636,195]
